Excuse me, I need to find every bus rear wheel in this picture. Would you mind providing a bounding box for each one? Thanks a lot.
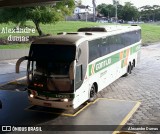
[132,60,136,70]
[89,85,96,102]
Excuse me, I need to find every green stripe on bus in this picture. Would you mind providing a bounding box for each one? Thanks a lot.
[132,44,141,54]
[121,59,125,68]
[123,50,127,58]
[89,44,141,76]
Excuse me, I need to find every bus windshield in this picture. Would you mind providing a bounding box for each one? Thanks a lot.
[30,44,76,62]
[27,44,76,93]
[29,44,76,76]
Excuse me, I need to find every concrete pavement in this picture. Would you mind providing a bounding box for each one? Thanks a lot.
[0,59,27,85]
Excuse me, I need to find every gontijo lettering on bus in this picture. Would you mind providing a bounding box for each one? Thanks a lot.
[89,53,119,76]
[89,44,141,76]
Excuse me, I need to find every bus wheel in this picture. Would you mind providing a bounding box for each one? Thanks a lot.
[89,85,96,102]
[132,60,136,69]
[123,64,132,76]
[129,63,132,74]
[131,63,134,70]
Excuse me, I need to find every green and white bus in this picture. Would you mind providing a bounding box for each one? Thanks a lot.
[16,25,141,109]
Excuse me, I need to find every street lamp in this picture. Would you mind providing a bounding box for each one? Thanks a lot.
[115,3,117,22]
[113,0,119,23]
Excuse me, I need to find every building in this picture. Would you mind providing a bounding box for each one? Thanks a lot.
[74,5,93,14]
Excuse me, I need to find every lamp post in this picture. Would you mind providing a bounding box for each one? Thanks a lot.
[113,0,119,23]
[115,3,117,22]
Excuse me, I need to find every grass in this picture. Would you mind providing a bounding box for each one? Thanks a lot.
[0,21,160,49]
[139,23,160,45]
[0,44,30,49]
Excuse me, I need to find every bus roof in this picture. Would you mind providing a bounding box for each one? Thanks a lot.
[32,25,141,46]
[32,34,84,45]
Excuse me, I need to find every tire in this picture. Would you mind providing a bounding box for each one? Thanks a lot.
[131,62,134,70]
[128,63,132,74]
[123,64,132,76]
[88,85,96,102]
[132,60,136,68]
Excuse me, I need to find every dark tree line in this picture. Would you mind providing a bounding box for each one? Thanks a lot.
[140,5,160,21]
[97,2,160,22]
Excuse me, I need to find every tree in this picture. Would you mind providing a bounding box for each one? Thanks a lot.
[97,4,115,19]
[140,5,153,21]
[117,4,124,20]
[121,2,139,21]
[28,6,61,35]
[0,0,75,36]
[140,5,160,21]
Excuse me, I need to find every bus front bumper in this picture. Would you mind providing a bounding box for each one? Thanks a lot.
[28,97,74,110]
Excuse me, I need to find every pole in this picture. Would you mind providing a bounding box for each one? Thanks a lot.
[85,6,88,22]
[116,3,117,23]
[86,12,88,22]
[113,0,118,23]
[92,0,96,22]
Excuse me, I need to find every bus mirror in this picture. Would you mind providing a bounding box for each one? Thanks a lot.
[16,56,28,73]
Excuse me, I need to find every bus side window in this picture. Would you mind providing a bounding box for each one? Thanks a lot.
[122,33,129,47]
[89,39,101,62]
[108,36,117,52]
[101,37,110,56]
[138,29,141,41]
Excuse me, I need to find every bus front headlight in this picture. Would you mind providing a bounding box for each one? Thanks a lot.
[63,98,69,102]
[30,94,34,98]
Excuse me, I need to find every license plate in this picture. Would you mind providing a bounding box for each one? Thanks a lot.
[43,102,52,107]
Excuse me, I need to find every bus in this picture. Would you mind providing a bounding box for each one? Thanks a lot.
[16,25,141,109]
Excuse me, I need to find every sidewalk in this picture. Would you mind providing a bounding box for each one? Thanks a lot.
[0,59,27,85]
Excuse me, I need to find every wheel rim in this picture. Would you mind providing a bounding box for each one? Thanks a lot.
[90,86,95,98]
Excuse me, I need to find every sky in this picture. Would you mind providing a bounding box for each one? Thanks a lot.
[81,0,160,8]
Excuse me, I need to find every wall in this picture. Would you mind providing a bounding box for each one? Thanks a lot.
[0,49,29,60]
